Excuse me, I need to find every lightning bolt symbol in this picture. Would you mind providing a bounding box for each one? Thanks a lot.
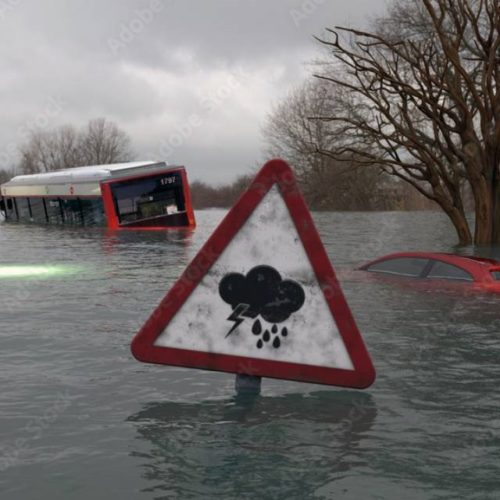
[225,303,250,337]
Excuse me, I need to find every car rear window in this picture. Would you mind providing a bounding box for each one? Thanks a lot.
[491,271,500,280]
[426,261,473,281]
[366,258,429,277]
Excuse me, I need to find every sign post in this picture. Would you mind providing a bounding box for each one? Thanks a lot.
[132,159,375,391]
[235,374,262,395]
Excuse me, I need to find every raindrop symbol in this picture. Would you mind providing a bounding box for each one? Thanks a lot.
[257,339,263,349]
[273,337,281,348]
[271,324,278,334]
[281,327,288,337]
[263,330,270,342]
[252,319,262,336]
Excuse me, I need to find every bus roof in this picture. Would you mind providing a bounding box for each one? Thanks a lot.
[1,161,182,188]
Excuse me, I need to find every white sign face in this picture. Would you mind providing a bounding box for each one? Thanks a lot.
[154,185,354,370]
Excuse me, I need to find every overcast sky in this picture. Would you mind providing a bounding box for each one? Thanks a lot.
[0,0,387,184]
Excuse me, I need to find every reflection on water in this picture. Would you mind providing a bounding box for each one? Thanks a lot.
[101,227,196,255]
[128,391,377,499]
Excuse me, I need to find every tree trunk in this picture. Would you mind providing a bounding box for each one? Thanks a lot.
[471,177,493,245]
[492,173,500,245]
[447,206,473,246]
[432,181,472,245]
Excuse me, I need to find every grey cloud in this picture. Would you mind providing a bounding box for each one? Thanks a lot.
[0,0,387,183]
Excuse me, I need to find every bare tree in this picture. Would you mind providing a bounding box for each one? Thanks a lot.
[314,0,500,244]
[18,125,81,174]
[78,118,133,165]
[263,79,390,210]
[0,169,11,184]
[17,118,134,174]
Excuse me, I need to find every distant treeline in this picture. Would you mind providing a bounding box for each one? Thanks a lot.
[190,169,438,211]
[190,175,253,209]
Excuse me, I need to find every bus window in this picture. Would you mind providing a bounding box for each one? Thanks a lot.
[80,199,105,226]
[3,198,17,220]
[16,198,31,221]
[61,199,83,225]
[46,198,64,224]
[4,198,17,220]
[29,198,48,223]
[110,173,185,223]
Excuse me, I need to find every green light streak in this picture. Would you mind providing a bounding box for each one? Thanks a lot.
[0,265,82,279]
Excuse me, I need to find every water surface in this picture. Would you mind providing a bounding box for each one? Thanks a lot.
[0,211,499,499]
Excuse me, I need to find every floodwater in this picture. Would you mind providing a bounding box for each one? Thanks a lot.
[0,211,499,500]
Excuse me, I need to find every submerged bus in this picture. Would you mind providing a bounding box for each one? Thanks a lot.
[0,161,196,229]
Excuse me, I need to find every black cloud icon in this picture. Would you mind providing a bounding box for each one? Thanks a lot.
[219,265,305,323]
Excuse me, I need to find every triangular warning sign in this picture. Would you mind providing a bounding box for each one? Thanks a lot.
[131,159,375,388]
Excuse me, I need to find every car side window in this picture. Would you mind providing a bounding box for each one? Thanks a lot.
[426,260,473,281]
[491,271,500,281]
[366,258,429,277]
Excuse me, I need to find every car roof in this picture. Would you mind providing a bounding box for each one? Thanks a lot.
[360,251,500,274]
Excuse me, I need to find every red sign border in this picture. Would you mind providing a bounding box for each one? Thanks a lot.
[131,159,376,388]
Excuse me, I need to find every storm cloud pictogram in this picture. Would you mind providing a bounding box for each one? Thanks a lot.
[219,265,305,348]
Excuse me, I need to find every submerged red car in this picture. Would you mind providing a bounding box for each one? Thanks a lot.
[359,252,500,292]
